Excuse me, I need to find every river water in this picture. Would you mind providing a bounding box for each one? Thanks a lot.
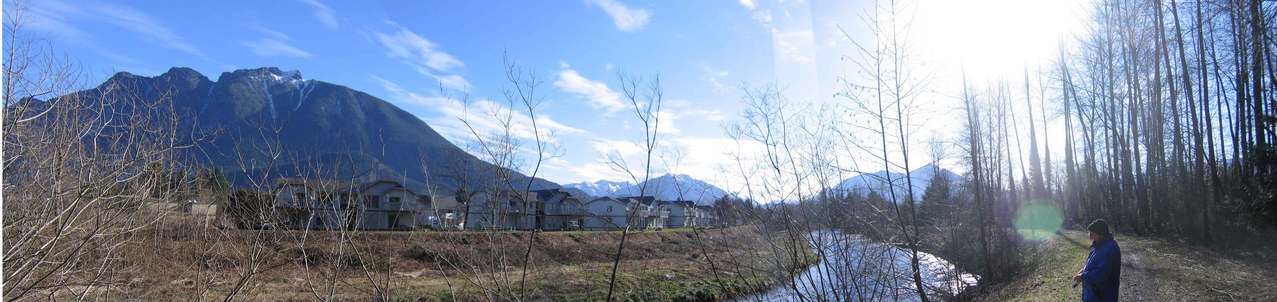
[738,231,979,301]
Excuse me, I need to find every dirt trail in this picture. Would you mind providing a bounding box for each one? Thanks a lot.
[981,230,1277,301]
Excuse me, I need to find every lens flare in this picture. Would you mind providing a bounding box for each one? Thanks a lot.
[1014,200,1063,241]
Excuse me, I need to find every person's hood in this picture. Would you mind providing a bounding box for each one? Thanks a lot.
[1090,236,1115,248]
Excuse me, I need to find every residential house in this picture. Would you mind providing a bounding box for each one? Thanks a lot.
[584,196,702,230]
[693,205,719,226]
[423,193,466,230]
[659,200,696,228]
[583,197,635,230]
[357,180,427,229]
[627,196,667,230]
[533,189,585,230]
[273,178,429,230]
[463,188,584,230]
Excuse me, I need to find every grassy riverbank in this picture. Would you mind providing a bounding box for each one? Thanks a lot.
[100,224,815,301]
[977,230,1277,301]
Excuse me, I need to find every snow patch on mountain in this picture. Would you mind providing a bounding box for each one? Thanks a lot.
[562,179,632,197]
[566,174,730,205]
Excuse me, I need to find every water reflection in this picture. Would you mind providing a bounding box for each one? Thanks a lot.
[740,231,978,301]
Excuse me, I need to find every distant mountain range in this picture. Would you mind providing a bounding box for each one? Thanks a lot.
[829,163,959,202]
[51,67,557,193]
[563,180,631,197]
[563,174,730,205]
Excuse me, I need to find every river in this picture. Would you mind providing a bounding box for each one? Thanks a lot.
[738,230,979,301]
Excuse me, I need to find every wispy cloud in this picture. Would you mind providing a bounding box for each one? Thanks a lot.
[16,0,210,61]
[297,0,338,30]
[245,38,313,58]
[374,23,470,90]
[587,0,650,32]
[13,0,91,42]
[554,67,626,114]
[738,0,757,10]
[373,76,585,146]
[773,29,815,65]
[701,65,730,94]
[95,3,210,61]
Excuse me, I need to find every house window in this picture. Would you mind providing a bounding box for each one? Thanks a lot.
[365,195,380,208]
[390,196,401,206]
[607,205,613,213]
[294,192,306,202]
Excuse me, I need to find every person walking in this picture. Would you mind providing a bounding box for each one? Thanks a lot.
[1074,219,1121,302]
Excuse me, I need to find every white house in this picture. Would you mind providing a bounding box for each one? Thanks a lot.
[659,200,696,228]
[583,197,636,230]
[273,178,428,230]
[631,197,666,230]
[584,196,708,230]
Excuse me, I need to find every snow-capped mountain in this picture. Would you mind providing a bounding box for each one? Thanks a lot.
[564,174,730,205]
[562,180,632,197]
[830,163,959,202]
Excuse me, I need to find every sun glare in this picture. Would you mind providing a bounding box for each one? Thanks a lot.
[914,0,1094,81]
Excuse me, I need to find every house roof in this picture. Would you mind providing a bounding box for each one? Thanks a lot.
[618,196,657,205]
[665,200,696,207]
[274,177,360,192]
[587,196,624,204]
[275,178,425,202]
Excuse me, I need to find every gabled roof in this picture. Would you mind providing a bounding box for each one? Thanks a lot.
[587,196,625,205]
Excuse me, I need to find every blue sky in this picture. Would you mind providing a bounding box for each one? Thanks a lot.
[7,0,1093,193]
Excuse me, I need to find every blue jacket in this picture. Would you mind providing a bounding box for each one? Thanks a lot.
[1081,237,1121,302]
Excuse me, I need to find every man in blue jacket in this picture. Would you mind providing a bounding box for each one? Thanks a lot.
[1074,219,1121,302]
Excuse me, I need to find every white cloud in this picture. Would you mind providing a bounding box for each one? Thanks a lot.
[245,38,312,58]
[587,0,651,32]
[569,162,633,184]
[375,25,463,72]
[25,1,210,60]
[655,110,681,135]
[95,3,209,61]
[16,0,91,42]
[739,0,757,10]
[591,138,644,158]
[374,24,469,90]
[702,65,730,93]
[297,0,339,30]
[751,10,774,26]
[373,76,585,146]
[554,68,627,114]
[432,74,473,91]
[773,29,816,65]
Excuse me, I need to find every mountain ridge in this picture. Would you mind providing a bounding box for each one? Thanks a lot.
[563,174,730,205]
[830,163,959,202]
[64,66,559,193]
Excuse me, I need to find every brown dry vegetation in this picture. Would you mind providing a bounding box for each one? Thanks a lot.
[78,219,812,301]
